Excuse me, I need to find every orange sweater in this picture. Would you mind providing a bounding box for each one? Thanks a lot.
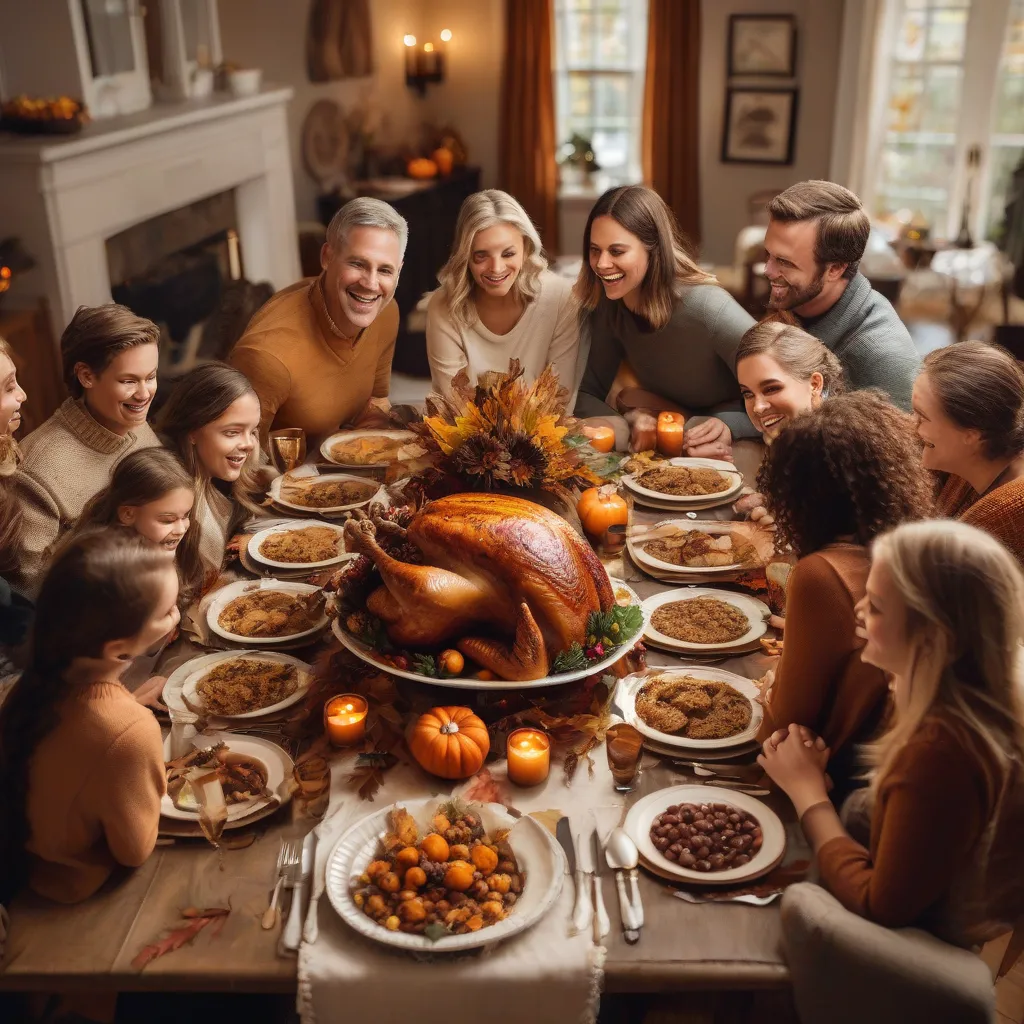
[228,274,399,443]
[25,680,165,903]
[936,474,1024,568]
[817,715,1000,929]
[758,545,889,785]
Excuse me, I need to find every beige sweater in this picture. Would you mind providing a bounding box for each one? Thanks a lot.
[12,399,160,595]
[26,679,165,903]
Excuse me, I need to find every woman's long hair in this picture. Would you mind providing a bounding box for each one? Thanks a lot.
[572,185,713,330]
[154,363,264,541]
[69,447,203,608]
[435,190,548,332]
[0,336,23,574]
[0,531,174,903]
[864,520,1024,796]
[736,313,846,398]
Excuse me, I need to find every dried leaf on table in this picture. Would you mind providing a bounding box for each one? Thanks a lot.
[346,751,398,801]
[131,907,231,971]
[458,767,505,807]
[528,808,564,838]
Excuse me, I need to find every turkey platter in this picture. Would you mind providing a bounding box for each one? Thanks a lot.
[341,493,615,681]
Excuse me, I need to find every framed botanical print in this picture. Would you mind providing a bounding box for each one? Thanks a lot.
[721,87,798,165]
[728,14,797,77]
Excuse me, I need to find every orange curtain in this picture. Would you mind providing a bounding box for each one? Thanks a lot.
[499,0,560,254]
[642,0,702,246]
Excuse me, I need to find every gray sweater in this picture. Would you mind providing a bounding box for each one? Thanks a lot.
[800,273,920,411]
[573,284,758,437]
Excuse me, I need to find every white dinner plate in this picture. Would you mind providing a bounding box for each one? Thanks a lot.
[617,666,763,750]
[641,588,770,652]
[269,472,379,515]
[320,429,419,468]
[624,784,785,886]
[622,458,744,508]
[325,799,564,953]
[160,733,294,824]
[629,520,770,576]
[207,578,328,646]
[247,520,352,570]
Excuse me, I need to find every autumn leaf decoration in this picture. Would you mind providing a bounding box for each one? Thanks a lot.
[131,907,230,971]
[410,360,602,499]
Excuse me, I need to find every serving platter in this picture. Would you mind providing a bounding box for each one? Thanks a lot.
[247,520,352,571]
[617,666,763,750]
[207,578,329,646]
[320,428,419,468]
[269,472,379,515]
[622,458,744,510]
[629,519,772,577]
[325,799,564,953]
[641,588,770,652]
[624,784,785,886]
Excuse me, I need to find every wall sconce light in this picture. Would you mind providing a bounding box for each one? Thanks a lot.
[404,29,451,96]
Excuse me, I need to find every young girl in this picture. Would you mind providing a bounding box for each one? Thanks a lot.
[69,447,201,609]
[0,530,178,904]
[155,363,265,584]
[756,392,934,793]
[761,520,1024,941]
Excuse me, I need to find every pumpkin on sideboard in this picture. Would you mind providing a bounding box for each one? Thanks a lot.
[409,706,490,779]
[407,157,439,179]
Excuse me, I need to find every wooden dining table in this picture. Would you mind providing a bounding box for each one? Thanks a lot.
[0,442,799,998]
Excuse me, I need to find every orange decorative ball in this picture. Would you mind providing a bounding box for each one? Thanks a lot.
[577,484,628,540]
[409,706,490,779]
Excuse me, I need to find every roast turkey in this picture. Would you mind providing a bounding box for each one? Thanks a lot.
[342,493,614,681]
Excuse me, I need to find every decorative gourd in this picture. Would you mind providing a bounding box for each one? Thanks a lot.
[586,425,616,453]
[409,706,490,779]
[656,411,685,457]
[577,484,628,540]
[431,146,454,175]
[407,157,439,179]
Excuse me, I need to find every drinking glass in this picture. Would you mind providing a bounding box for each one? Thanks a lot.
[606,722,644,792]
[269,427,306,473]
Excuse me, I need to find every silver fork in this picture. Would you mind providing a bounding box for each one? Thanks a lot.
[262,841,296,929]
[672,890,780,906]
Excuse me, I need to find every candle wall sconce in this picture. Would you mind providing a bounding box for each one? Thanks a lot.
[404,29,451,96]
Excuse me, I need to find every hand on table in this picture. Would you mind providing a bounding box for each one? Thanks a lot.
[624,409,658,453]
[733,490,775,527]
[683,417,733,460]
[758,726,832,809]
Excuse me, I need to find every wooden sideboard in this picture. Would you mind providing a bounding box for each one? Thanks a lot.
[318,167,482,377]
[0,303,63,437]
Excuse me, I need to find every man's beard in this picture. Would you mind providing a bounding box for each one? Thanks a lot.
[767,267,826,312]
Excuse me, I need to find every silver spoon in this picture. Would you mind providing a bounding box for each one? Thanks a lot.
[605,828,644,944]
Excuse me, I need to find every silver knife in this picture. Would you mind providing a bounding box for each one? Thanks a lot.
[555,816,592,935]
[590,829,610,941]
[282,830,315,952]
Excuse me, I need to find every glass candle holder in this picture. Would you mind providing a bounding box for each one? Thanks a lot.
[506,728,551,786]
[324,694,368,747]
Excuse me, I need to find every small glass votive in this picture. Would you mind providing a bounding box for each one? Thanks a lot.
[506,728,551,786]
[606,722,644,791]
[324,694,368,747]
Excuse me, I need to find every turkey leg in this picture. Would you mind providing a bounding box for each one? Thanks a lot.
[458,602,550,681]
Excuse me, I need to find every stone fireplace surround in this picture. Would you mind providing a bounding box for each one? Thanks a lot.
[0,87,300,346]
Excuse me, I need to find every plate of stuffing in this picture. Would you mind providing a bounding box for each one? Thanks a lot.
[630,520,771,576]
[617,667,762,750]
[624,785,785,885]
[269,472,379,515]
[641,588,770,651]
[320,429,422,468]
[248,520,352,570]
[207,579,328,645]
[622,458,743,509]
[179,651,312,719]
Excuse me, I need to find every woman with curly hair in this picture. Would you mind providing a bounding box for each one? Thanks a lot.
[426,190,580,397]
[756,391,934,793]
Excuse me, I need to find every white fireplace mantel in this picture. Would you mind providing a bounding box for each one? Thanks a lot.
[0,87,300,342]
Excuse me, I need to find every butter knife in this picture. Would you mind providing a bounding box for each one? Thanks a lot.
[555,816,592,935]
[590,829,610,941]
[282,830,315,952]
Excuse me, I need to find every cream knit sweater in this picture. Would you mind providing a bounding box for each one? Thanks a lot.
[12,398,160,595]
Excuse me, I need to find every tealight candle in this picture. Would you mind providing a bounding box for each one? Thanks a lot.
[656,411,685,457]
[506,728,551,786]
[325,694,368,747]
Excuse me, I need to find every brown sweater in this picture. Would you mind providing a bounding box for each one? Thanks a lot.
[936,473,1024,567]
[817,715,1001,930]
[25,679,166,903]
[758,545,889,786]
[12,399,160,596]
[229,274,399,443]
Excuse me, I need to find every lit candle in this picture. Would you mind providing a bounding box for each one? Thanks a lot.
[656,411,685,457]
[403,34,418,78]
[325,694,368,747]
[506,728,551,786]
[422,41,437,76]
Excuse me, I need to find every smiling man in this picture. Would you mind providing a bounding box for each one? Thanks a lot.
[764,181,919,410]
[229,198,408,444]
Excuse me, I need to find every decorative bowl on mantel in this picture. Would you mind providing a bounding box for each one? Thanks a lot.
[0,96,88,135]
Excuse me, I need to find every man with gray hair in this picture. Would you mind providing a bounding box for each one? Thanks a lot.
[230,197,408,442]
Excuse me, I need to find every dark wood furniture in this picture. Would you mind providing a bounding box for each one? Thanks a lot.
[317,167,482,377]
[0,302,63,437]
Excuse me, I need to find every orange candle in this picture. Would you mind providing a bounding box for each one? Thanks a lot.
[656,412,685,457]
[506,728,551,786]
[325,694,368,747]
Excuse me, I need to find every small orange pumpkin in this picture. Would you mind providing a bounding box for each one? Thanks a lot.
[409,706,490,779]
[431,146,454,175]
[407,157,439,179]
[586,425,616,453]
[577,484,628,540]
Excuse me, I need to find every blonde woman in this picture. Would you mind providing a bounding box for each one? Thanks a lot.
[0,336,30,652]
[426,190,579,396]
[760,520,1024,941]
[573,185,757,457]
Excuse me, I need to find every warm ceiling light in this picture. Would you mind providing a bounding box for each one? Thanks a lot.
[423,42,434,52]
[440,29,452,42]
[403,34,416,46]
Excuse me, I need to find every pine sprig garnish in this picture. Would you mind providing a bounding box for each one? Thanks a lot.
[412,653,438,677]
[552,642,589,673]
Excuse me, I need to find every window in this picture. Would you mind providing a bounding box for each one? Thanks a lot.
[553,0,648,184]
[866,0,1024,242]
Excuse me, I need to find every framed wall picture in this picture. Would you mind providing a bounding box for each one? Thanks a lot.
[721,87,798,165]
[728,14,797,77]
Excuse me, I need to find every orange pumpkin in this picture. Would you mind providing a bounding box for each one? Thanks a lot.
[656,411,685,457]
[431,147,454,175]
[586,425,616,453]
[577,484,628,540]
[409,706,490,779]
[407,157,439,179]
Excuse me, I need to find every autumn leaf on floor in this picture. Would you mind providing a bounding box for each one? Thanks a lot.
[131,907,230,971]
